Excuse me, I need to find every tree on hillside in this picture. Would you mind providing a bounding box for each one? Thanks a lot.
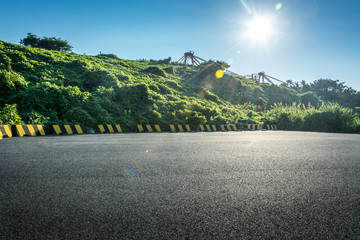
[300,80,311,93]
[311,79,360,108]
[20,33,73,52]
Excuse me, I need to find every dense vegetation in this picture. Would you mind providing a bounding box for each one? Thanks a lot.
[0,40,359,132]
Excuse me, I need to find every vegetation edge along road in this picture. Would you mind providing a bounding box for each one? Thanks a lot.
[0,39,359,133]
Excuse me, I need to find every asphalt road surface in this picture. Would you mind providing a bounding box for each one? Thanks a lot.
[1,131,360,239]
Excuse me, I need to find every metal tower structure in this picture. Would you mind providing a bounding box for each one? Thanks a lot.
[248,72,295,87]
[177,51,294,87]
[178,51,207,65]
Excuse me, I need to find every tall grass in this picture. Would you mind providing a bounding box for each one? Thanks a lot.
[265,102,360,133]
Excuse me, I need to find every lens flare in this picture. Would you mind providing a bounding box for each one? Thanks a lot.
[204,82,213,90]
[215,70,224,78]
[275,3,282,11]
[122,162,141,178]
[240,0,252,14]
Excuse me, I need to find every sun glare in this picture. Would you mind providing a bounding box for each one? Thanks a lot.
[215,70,224,78]
[246,17,273,41]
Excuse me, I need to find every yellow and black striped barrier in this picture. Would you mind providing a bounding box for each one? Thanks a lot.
[11,125,46,137]
[246,124,262,130]
[197,125,219,132]
[197,124,240,132]
[265,124,278,130]
[95,124,122,133]
[52,125,83,135]
[136,124,162,133]
[0,125,12,140]
[197,124,213,132]
[219,124,238,131]
[245,124,278,130]
[169,124,192,132]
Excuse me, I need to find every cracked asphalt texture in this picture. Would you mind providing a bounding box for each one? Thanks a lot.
[1,131,360,239]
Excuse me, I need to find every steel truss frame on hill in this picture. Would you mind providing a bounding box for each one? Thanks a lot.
[177,51,207,65]
[178,51,294,86]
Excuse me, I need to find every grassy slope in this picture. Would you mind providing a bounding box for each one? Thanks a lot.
[1,40,359,132]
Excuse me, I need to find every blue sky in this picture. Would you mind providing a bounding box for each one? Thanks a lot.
[1,0,360,90]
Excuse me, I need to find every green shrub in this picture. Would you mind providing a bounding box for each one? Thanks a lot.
[114,83,150,105]
[158,57,171,64]
[300,91,320,106]
[197,87,220,103]
[157,83,173,95]
[0,70,28,94]
[163,79,181,90]
[62,107,95,127]
[0,51,12,69]
[96,53,120,60]
[164,66,175,74]
[67,60,89,73]
[0,104,24,124]
[266,102,360,132]
[81,70,119,91]
[144,66,167,77]
[23,111,49,125]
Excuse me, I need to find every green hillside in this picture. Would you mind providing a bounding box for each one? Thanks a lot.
[1,40,359,132]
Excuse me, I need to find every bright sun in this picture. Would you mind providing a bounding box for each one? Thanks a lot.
[246,17,273,41]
